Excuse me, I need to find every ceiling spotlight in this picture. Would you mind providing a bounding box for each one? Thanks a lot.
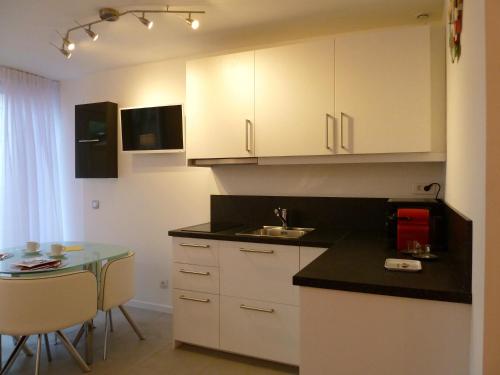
[185,14,200,30]
[61,49,72,59]
[85,26,99,41]
[136,12,153,29]
[62,37,75,51]
[51,42,72,59]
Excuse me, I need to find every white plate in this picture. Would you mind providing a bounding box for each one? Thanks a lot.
[384,258,422,272]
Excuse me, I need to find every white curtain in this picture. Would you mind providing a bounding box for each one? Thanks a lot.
[0,67,63,247]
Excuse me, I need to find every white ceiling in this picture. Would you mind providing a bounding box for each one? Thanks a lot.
[0,0,443,80]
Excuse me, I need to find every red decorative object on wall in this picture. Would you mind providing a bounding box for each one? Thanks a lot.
[449,0,463,63]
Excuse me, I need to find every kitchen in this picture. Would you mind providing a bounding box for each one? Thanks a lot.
[0,0,498,374]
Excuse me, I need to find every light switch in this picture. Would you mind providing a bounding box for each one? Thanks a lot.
[92,200,100,209]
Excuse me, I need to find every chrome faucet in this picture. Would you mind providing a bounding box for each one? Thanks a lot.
[274,207,288,228]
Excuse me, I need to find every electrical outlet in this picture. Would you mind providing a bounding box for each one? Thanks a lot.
[412,183,436,196]
[160,280,168,289]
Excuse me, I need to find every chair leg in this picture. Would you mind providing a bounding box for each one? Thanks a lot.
[55,331,90,373]
[108,310,114,333]
[1,334,3,369]
[12,336,33,357]
[85,321,93,366]
[43,334,52,362]
[35,335,42,375]
[72,324,85,348]
[0,335,29,375]
[119,305,145,340]
[103,311,110,360]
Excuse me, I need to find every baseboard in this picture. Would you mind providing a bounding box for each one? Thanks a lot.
[126,299,172,314]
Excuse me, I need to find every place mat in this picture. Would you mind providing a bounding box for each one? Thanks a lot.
[64,245,83,252]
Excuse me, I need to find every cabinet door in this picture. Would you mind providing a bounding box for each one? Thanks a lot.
[219,241,300,306]
[220,295,299,365]
[173,289,219,349]
[255,39,335,157]
[335,26,431,154]
[186,51,255,159]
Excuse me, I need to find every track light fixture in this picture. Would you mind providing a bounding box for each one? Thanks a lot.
[185,13,200,30]
[135,12,154,29]
[50,43,72,59]
[53,5,205,59]
[85,26,99,41]
[62,36,75,51]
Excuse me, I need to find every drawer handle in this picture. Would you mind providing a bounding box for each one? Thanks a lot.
[240,304,275,313]
[180,243,210,248]
[239,248,274,254]
[179,269,210,276]
[179,295,210,303]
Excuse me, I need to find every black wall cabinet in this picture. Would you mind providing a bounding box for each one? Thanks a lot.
[75,102,118,178]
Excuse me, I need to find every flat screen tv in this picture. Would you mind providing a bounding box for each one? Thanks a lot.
[120,104,184,152]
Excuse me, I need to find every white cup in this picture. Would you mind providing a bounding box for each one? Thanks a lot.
[26,241,40,253]
[50,244,64,256]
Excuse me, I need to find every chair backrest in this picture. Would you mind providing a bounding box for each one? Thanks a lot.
[99,251,135,311]
[0,271,97,336]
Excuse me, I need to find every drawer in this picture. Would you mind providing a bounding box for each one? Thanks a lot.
[219,241,299,305]
[220,295,299,365]
[173,289,219,349]
[173,263,219,294]
[173,238,219,266]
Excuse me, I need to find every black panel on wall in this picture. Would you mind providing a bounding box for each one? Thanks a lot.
[75,102,118,178]
[211,195,388,230]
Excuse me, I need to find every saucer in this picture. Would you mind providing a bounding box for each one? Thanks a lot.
[46,253,66,259]
[23,250,41,256]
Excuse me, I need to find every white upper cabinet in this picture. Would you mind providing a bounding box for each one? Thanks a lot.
[334,26,432,154]
[255,39,335,157]
[186,51,255,159]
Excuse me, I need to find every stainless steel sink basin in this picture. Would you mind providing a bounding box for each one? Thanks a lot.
[236,226,315,239]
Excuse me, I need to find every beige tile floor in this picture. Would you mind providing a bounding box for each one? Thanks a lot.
[2,307,299,374]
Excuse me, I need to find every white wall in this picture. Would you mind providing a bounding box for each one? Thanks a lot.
[59,41,446,313]
[60,59,218,312]
[444,0,486,374]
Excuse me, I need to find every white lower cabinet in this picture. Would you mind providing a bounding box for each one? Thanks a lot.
[172,238,325,366]
[173,289,220,349]
[220,295,299,365]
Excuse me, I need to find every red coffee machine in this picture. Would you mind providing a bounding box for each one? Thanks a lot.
[396,208,430,251]
[386,199,444,251]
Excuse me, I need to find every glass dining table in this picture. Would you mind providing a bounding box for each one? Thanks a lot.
[0,242,131,366]
[0,241,131,279]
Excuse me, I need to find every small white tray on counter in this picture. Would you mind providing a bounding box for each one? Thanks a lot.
[384,258,422,272]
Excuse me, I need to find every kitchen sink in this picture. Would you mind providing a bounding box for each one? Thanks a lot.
[236,226,315,239]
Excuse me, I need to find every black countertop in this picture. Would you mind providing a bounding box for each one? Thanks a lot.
[293,230,471,304]
[168,223,349,247]
[169,224,472,304]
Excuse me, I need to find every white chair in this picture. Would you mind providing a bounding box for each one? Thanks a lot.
[73,252,145,359]
[0,271,97,374]
[101,251,145,359]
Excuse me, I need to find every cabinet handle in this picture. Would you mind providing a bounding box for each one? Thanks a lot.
[340,112,348,150]
[180,269,210,276]
[239,247,274,254]
[77,139,100,143]
[240,304,275,313]
[245,119,252,153]
[325,113,333,151]
[179,243,210,248]
[180,295,210,303]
